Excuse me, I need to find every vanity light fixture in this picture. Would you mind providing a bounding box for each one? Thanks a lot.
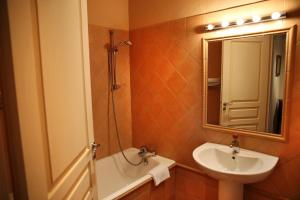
[271,12,281,20]
[252,15,261,23]
[221,21,230,28]
[205,12,286,31]
[207,24,214,30]
[236,18,245,26]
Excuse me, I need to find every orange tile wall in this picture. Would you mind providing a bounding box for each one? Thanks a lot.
[88,25,132,159]
[175,166,218,200]
[130,0,300,199]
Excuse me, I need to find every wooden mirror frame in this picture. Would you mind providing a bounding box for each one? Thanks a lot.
[202,24,296,142]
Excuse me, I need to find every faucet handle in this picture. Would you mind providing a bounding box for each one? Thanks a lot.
[232,134,239,140]
[230,134,239,148]
[139,146,148,153]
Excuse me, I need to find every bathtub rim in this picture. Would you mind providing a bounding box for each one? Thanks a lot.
[113,164,176,200]
[96,148,176,200]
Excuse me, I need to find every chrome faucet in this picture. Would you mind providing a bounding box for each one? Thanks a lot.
[138,146,156,165]
[230,134,240,159]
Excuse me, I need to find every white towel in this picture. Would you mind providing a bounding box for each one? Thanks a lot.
[148,165,170,186]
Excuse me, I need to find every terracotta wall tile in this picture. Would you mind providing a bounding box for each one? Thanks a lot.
[204,175,219,200]
[176,192,200,200]
[121,182,151,200]
[244,186,288,200]
[175,166,218,200]
[130,0,300,199]
[175,167,205,199]
[166,71,187,95]
[167,44,189,69]
[150,169,176,200]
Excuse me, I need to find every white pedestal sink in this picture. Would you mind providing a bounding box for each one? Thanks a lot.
[193,143,278,200]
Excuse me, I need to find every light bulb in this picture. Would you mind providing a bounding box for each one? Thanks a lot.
[207,24,214,30]
[221,21,229,28]
[252,15,261,23]
[271,12,281,20]
[236,18,245,26]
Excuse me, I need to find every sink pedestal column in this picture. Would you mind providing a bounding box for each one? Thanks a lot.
[219,180,243,200]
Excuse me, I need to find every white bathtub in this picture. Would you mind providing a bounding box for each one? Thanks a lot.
[95,148,175,200]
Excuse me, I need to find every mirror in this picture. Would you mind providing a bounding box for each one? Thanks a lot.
[203,29,294,139]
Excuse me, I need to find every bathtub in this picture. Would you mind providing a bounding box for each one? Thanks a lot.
[95,148,175,200]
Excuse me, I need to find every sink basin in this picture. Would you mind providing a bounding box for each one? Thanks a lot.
[193,142,278,183]
[193,142,278,200]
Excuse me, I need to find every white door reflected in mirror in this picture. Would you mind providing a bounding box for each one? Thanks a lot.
[220,35,271,131]
[206,32,287,135]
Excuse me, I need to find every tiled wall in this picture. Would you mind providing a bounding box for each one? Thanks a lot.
[88,25,132,159]
[175,166,218,200]
[130,0,300,199]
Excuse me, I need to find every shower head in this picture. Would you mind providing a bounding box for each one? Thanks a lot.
[118,40,132,47]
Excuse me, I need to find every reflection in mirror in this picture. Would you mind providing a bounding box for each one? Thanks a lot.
[206,33,287,135]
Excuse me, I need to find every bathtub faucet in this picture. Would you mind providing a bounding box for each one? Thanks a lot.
[138,146,156,165]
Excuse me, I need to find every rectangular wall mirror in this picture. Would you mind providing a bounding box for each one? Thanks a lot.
[203,27,295,141]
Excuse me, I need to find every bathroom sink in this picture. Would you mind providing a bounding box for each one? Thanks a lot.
[193,142,278,200]
[193,142,278,183]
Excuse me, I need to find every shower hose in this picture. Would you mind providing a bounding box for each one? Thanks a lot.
[108,49,143,166]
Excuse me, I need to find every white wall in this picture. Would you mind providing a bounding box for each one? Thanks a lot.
[88,0,129,30]
[129,0,265,29]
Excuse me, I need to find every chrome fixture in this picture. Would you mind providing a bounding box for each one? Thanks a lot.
[138,146,156,165]
[206,11,286,31]
[108,30,132,91]
[109,40,132,53]
[118,40,132,47]
[230,134,240,159]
